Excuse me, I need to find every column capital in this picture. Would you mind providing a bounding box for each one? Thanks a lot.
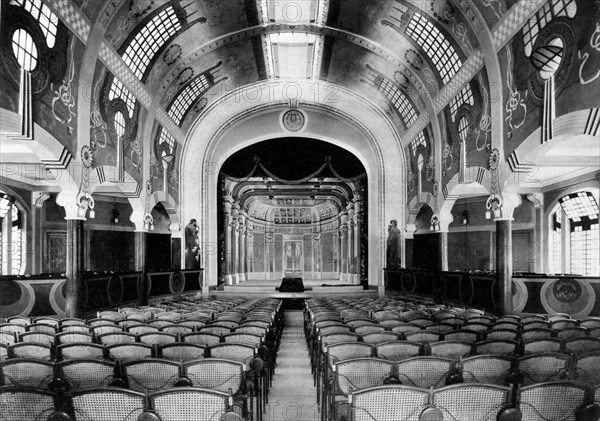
[32,192,51,208]
[526,193,543,208]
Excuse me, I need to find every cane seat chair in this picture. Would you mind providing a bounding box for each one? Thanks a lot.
[460,355,515,386]
[517,353,571,386]
[432,383,511,421]
[146,387,233,421]
[348,384,428,421]
[0,358,53,388]
[55,359,121,390]
[519,381,592,421]
[0,386,64,421]
[122,358,181,393]
[395,356,454,389]
[67,387,145,420]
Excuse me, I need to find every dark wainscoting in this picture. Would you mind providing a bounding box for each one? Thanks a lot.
[0,269,203,318]
[386,268,600,317]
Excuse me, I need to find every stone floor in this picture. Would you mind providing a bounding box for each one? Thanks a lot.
[263,310,320,421]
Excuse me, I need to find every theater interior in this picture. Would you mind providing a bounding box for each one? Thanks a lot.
[0,0,599,419]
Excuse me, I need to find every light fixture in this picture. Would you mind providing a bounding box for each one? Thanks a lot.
[462,210,469,225]
[111,208,120,224]
[143,212,154,231]
[485,194,503,220]
[430,214,440,231]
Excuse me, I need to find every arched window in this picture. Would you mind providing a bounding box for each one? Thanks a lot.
[522,0,576,57]
[551,191,600,276]
[11,28,38,71]
[0,193,25,275]
[378,78,418,128]
[11,0,59,48]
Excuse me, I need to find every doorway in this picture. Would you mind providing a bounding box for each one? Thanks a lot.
[284,240,303,276]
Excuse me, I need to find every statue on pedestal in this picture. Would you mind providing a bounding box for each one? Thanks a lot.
[387,219,401,269]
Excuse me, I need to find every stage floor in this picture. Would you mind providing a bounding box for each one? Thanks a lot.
[211,278,379,298]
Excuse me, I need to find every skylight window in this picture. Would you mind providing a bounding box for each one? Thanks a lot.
[406,12,461,85]
[448,85,474,122]
[12,28,38,72]
[458,116,469,141]
[522,0,576,57]
[109,78,136,117]
[379,78,417,127]
[113,111,126,138]
[267,33,317,79]
[410,131,427,156]
[122,7,181,80]
[559,192,599,224]
[168,75,209,125]
[12,0,59,48]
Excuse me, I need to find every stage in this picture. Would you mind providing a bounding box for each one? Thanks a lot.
[209,278,379,299]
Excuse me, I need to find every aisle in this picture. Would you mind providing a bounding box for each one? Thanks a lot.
[264,310,319,421]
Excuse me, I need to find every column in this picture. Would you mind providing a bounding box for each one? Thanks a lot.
[65,217,85,318]
[266,232,275,280]
[526,194,544,273]
[135,229,148,305]
[1,203,13,275]
[223,201,234,285]
[347,206,355,283]
[313,232,321,280]
[238,214,246,283]
[340,213,348,282]
[333,229,340,277]
[496,218,514,315]
[247,231,254,277]
[353,200,361,284]
[232,204,240,284]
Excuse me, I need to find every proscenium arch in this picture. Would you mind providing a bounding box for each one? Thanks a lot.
[180,80,406,294]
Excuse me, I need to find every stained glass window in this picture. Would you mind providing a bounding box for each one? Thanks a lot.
[168,75,209,125]
[552,208,562,273]
[410,131,427,156]
[113,110,126,138]
[457,116,469,142]
[158,127,176,156]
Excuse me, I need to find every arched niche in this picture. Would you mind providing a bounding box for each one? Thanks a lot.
[180,81,405,293]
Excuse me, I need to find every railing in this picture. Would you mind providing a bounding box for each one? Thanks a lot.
[385,268,600,318]
[0,269,204,318]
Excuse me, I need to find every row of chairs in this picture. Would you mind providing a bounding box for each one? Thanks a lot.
[345,381,600,421]
[0,385,243,421]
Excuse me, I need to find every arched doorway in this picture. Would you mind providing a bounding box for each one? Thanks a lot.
[217,138,368,286]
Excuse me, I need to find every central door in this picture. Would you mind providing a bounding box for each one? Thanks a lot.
[284,240,303,276]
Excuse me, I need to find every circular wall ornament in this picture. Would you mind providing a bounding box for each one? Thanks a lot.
[81,145,93,168]
[170,271,185,294]
[432,181,439,197]
[163,44,182,65]
[488,148,500,170]
[282,110,306,132]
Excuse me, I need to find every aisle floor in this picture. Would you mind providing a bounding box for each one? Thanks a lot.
[264,310,319,421]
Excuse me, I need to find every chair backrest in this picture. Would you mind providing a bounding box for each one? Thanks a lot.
[207,344,256,365]
[404,331,442,344]
[183,358,245,394]
[556,327,589,340]
[390,323,421,334]
[433,383,511,420]
[182,332,222,346]
[428,340,473,358]
[55,331,93,344]
[574,351,600,385]
[518,352,571,385]
[475,339,518,356]
[580,318,600,329]
[334,357,396,395]
[349,384,428,421]
[138,332,178,345]
[158,343,206,362]
[122,358,181,393]
[321,332,361,347]
[326,342,375,365]
[56,358,119,390]
[147,387,230,421]
[25,323,57,335]
[396,356,454,388]
[0,331,17,346]
[444,329,480,342]
[0,344,7,359]
[0,359,54,388]
[522,338,565,354]
[521,327,554,341]
[566,337,600,355]
[222,333,263,347]
[361,332,401,345]
[461,355,515,385]
[7,342,52,360]
[107,343,153,362]
[18,331,54,345]
[57,343,105,360]
[161,324,195,335]
[200,325,232,336]
[126,324,160,335]
[97,332,137,345]
[375,341,422,361]
[485,329,519,341]
[0,386,59,420]
[519,381,590,421]
[353,325,386,335]
[68,387,146,420]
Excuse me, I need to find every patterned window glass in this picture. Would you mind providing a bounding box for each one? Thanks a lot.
[158,127,176,156]
[406,12,461,84]
[410,131,427,156]
[552,209,562,273]
[11,28,38,71]
[449,85,474,122]
[522,0,577,56]
[12,0,59,48]
[168,75,209,125]
[378,78,417,127]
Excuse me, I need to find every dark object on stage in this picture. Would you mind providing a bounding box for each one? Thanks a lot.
[277,277,305,292]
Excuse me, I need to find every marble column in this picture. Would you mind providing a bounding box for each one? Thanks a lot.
[223,201,234,285]
[65,217,85,318]
[135,229,148,305]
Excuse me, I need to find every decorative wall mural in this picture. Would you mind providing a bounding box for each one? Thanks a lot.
[50,32,76,135]
[405,49,424,70]
[394,70,410,89]
[577,22,600,85]
[107,4,138,47]
[163,44,182,66]
[473,72,491,152]
[177,67,194,85]
[504,47,527,139]
[90,67,109,150]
